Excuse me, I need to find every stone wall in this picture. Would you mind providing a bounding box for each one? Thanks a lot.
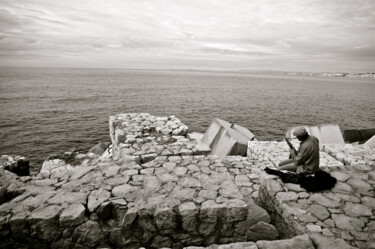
[2,114,374,249]
[247,141,343,168]
[0,114,281,249]
[248,141,375,248]
[0,153,281,249]
[109,113,211,164]
[323,144,375,168]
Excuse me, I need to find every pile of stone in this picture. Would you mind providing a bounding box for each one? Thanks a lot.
[247,141,343,169]
[0,155,30,176]
[110,113,211,164]
[2,113,374,249]
[259,164,374,249]
[323,144,375,167]
[0,152,280,248]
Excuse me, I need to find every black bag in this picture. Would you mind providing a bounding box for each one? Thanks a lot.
[265,167,337,192]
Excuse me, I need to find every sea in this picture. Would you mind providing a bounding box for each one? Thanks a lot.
[0,67,374,171]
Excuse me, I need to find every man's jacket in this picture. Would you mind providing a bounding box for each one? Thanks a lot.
[294,135,320,174]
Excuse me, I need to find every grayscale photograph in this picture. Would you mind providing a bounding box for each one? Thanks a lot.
[0,0,374,248]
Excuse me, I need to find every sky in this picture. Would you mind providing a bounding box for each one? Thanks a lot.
[0,0,374,72]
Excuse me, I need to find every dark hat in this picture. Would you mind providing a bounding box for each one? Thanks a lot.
[293,127,307,137]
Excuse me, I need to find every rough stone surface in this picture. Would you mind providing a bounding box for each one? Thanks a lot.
[256,234,314,249]
[87,189,111,212]
[1,114,374,249]
[59,203,86,227]
[73,220,105,247]
[247,221,279,241]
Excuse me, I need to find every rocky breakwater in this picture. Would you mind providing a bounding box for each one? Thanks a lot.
[109,113,211,164]
[0,155,30,176]
[0,155,279,248]
[249,141,375,249]
[0,114,280,249]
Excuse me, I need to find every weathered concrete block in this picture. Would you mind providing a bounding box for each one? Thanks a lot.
[202,118,255,157]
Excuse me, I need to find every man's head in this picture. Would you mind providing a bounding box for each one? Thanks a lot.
[293,127,309,141]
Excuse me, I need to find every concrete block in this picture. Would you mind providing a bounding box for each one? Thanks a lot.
[286,124,344,148]
[202,118,255,157]
[360,128,375,141]
[364,135,375,146]
[343,130,362,143]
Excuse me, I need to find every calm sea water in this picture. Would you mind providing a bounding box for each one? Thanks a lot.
[0,67,374,170]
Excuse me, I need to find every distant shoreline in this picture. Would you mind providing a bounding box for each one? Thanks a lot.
[0,66,374,79]
[282,72,375,79]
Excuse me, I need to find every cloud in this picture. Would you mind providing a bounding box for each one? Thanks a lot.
[0,0,374,71]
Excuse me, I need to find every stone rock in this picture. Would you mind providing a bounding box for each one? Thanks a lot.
[362,196,375,209]
[172,187,196,201]
[178,202,198,232]
[246,198,271,227]
[175,167,188,176]
[217,242,258,249]
[308,204,330,220]
[333,193,360,203]
[284,183,306,192]
[265,178,284,197]
[159,173,178,183]
[343,202,372,217]
[256,234,314,249]
[89,142,110,155]
[151,235,172,248]
[181,177,202,188]
[223,199,248,223]
[198,190,217,200]
[330,171,350,182]
[88,189,111,212]
[154,207,177,230]
[307,224,321,232]
[112,184,139,201]
[247,221,279,241]
[73,220,105,247]
[200,200,226,223]
[9,212,29,239]
[163,162,176,171]
[122,207,138,227]
[309,233,356,249]
[347,178,372,195]
[331,214,364,231]
[309,193,341,208]
[0,186,6,204]
[28,205,63,241]
[96,202,114,221]
[276,192,299,203]
[32,179,58,186]
[59,203,87,227]
[102,165,120,177]
[143,176,161,191]
[332,182,354,193]
[141,153,157,163]
[298,213,318,223]
[70,167,95,180]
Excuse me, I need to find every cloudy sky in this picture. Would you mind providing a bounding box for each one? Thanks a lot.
[0,0,374,72]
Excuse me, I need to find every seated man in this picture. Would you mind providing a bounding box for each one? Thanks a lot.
[278,127,320,174]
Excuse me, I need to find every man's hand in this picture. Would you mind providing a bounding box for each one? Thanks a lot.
[290,149,297,158]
